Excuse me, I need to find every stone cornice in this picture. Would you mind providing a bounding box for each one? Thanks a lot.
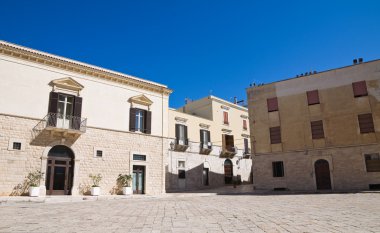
[0,41,173,96]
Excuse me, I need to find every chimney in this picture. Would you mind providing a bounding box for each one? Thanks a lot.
[233,97,237,104]
[353,59,358,65]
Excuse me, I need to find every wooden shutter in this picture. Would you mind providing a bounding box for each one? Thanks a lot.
[200,130,204,144]
[175,124,180,143]
[223,112,229,124]
[72,96,83,130]
[243,120,247,129]
[145,110,152,134]
[129,108,137,132]
[270,126,281,144]
[267,97,278,112]
[184,125,188,145]
[307,90,320,105]
[358,113,375,133]
[226,135,234,150]
[222,134,226,149]
[207,131,211,145]
[311,120,325,139]
[244,138,249,153]
[353,81,368,97]
[48,92,59,114]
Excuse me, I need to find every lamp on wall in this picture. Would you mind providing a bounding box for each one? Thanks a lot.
[170,141,175,150]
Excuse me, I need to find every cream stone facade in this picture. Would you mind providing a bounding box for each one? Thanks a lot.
[0,41,171,196]
[247,59,380,191]
[166,96,252,191]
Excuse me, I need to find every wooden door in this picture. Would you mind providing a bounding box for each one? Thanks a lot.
[224,159,233,184]
[46,157,73,195]
[133,166,145,194]
[314,159,332,190]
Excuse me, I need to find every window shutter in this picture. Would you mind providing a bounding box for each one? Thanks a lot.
[145,110,152,134]
[200,130,204,144]
[270,127,281,144]
[72,96,83,130]
[129,108,137,132]
[48,92,59,114]
[311,120,325,139]
[244,138,249,153]
[358,113,375,133]
[184,125,188,145]
[222,134,226,149]
[207,130,211,145]
[267,97,278,112]
[223,112,229,124]
[353,81,368,97]
[307,90,320,105]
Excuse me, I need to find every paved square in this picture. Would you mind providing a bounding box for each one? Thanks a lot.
[0,192,379,232]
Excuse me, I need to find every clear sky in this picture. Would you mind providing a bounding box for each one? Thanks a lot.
[1,0,379,108]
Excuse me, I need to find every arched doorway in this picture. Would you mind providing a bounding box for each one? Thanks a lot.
[224,159,233,184]
[314,159,332,190]
[46,145,74,195]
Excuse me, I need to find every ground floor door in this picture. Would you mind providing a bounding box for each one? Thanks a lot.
[314,159,332,190]
[46,145,74,195]
[203,168,209,186]
[133,166,145,194]
[224,159,233,184]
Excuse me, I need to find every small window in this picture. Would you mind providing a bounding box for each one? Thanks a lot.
[270,127,281,144]
[178,161,185,168]
[133,154,146,161]
[272,161,284,177]
[365,153,380,172]
[96,150,103,157]
[223,111,229,125]
[243,119,248,130]
[13,142,22,150]
[358,113,375,134]
[311,120,325,139]
[178,170,186,179]
[353,81,368,97]
[307,90,320,105]
[267,97,278,112]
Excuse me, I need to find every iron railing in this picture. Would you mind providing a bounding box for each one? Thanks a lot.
[33,113,87,135]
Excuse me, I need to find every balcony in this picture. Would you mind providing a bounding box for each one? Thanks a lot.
[243,148,251,159]
[33,113,87,138]
[220,146,237,158]
[199,142,213,155]
[172,138,189,152]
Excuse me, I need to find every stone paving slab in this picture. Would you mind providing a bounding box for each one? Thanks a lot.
[0,192,379,233]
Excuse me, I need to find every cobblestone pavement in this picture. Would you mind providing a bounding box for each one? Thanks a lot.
[0,192,379,233]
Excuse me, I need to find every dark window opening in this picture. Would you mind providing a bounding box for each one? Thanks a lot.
[369,184,380,190]
[178,170,186,179]
[272,161,284,177]
[96,150,103,157]
[133,154,146,161]
[365,153,380,172]
[13,142,21,150]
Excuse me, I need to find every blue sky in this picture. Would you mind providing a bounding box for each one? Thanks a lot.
[1,0,379,108]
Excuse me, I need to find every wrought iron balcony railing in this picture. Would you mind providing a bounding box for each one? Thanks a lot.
[33,113,87,136]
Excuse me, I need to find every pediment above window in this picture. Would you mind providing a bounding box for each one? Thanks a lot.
[128,94,153,106]
[49,77,84,92]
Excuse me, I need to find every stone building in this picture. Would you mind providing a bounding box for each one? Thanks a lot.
[247,59,380,191]
[0,41,172,196]
[166,96,252,192]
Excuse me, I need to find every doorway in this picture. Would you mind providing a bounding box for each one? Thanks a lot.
[203,168,209,186]
[133,165,145,194]
[224,159,233,184]
[45,145,74,195]
[314,159,332,190]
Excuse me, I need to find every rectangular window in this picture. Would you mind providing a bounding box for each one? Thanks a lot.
[267,97,278,112]
[243,119,248,130]
[200,130,211,148]
[272,161,284,177]
[223,134,235,151]
[13,142,21,150]
[358,113,375,133]
[223,111,229,125]
[176,124,188,145]
[96,150,103,157]
[130,108,152,134]
[311,120,325,139]
[353,81,368,97]
[307,90,320,105]
[365,153,380,172]
[270,127,281,144]
[244,138,249,154]
[178,170,186,179]
[135,109,145,132]
[178,161,185,168]
[133,154,146,161]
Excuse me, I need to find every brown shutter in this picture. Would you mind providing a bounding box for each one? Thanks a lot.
[129,108,137,132]
[200,130,204,144]
[353,81,368,97]
[184,125,188,145]
[207,130,211,145]
[48,92,59,114]
[72,96,83,130]
[223,112,229,124]
[244,138,249,153]
[358,113,375,133]
[175,124,180,143]
[307,90,320,105]
[222,134,226,149]
[243,119,247,129]
[267,97,278,112]
[270,126,281,144]
[311,120,325,139]
[145,110,152,134]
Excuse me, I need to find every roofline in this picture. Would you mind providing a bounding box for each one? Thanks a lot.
[0,40,173,95]
[208,95,248,112]
[246,58,380,90]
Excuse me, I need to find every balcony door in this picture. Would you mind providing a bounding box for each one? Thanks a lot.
[57,94,74,129]
[133,166,145,194]
[224,159,233,184]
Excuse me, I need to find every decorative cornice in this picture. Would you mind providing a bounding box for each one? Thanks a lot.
[240,115,248,119]
[222,128,232,133]
[175,117,188,123]
[221,105,230,110]
[49,77,84,92]
[129,94,153,106]
[241,134,250,138]
[0,41,173,96]
[199,123,210,129]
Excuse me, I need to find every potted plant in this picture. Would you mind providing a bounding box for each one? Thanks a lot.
[26,170,44,197]
[117,174,133,195]
[89,173,102,196]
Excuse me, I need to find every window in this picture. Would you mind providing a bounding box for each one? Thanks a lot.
[129,108,152,134]
[243,119,248,130]
[365,153,380,172]
[223,111,229,125]
[200,130,211,148]
[307,90,320,105]
[352,81,368,97]
[311,120,325,139]
[267,97,278,112]
[48,92,82,130]
[222,134,235,151]
[272,161,284,177]
[96,150,103,157]
[178,170,186,179]
[13,142,21,150]
[270,127,281,144]
[178,161,185,168]
[358,113,375,133]
[176,124,188,145]
[244,138,249,154]
[133,154,146,161]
